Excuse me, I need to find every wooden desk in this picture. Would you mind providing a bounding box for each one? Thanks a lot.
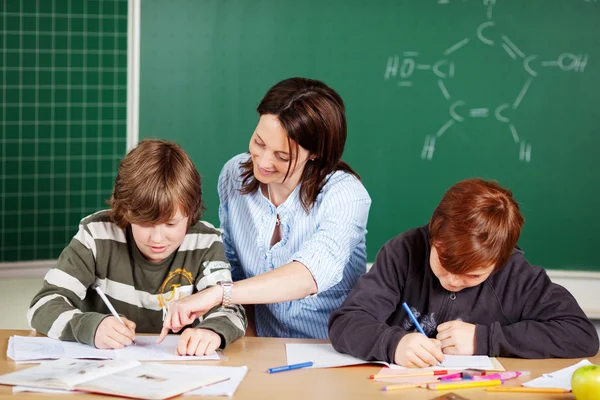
[1,330,598,399]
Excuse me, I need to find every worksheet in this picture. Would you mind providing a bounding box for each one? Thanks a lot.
[8,335,220,362]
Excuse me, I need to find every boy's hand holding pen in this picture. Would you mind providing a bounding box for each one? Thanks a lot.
[393,302,445,367]
[92,284,137,349]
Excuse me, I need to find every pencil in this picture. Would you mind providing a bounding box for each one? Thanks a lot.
[370,370,448,379]
[92,284,136,345]
[382,382,435,391]
[427,379,503,390]
[486,386,571,393]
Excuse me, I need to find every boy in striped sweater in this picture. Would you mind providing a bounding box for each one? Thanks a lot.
[28,139,246,355]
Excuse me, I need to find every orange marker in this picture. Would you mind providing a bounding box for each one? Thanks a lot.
[381,382,432,391]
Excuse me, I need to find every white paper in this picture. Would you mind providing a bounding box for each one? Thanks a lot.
[285,343,497,370]
[9,336,112,361]
[523,359,592,390]
[13,386,76,394]
[7,336,14,359]
[114,335,220,361]
[439,355,494,369]
[286,343,379,368]
[180,366,248,397]
[8,335,220,362]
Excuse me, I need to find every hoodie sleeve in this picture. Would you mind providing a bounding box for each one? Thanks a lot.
[328,240,410,363]
[475,263,599,358]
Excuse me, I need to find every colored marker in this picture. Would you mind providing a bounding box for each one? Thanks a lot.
[382,382,432,391]
[426,379,503,390]
[267,361,313,374]
[471,371,529,381]
[461,368,486,378]
[370,370,448,379]
[438,372,463,380]
[486,386,570,393]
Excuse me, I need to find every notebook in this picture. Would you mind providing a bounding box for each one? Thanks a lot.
[285,343,503,370]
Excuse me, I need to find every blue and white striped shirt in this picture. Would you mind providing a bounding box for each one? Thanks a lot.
[218,153,371,339]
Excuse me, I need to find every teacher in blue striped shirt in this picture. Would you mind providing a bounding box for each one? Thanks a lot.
[162,77,371,339]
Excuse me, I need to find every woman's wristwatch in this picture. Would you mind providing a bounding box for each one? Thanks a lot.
[217,281,233,307]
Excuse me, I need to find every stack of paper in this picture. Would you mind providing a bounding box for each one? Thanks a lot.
[285,343,502,370]
[7,335,220,362]
[523,360,592,390]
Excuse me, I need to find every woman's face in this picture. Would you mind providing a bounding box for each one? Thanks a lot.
[249,114,312,186]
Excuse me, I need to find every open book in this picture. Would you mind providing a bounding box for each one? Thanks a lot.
[0,359,228,400]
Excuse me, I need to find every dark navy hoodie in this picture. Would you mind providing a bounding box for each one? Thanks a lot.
[329,226,599,363]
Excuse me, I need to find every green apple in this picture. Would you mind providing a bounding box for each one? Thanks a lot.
[572,365,600,400]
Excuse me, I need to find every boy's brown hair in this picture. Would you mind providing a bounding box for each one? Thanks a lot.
[109,139,203,229]
[429,178,524,274]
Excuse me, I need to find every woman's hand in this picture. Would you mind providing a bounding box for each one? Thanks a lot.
[156,286,222,344]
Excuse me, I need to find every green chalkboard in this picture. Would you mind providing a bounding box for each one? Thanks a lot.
[140,0,600,271]
[0,0,128,262]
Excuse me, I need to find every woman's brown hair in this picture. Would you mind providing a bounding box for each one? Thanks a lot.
[240,77,359,212]
[429,178,524,274]
[109,139,204,229]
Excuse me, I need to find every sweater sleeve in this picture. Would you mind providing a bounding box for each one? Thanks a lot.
[28,224,108,346]
[475,266,599,358]
[193,241,247,349]
[328,241,409,363]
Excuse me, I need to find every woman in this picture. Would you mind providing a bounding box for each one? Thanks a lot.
[160,77,371,339]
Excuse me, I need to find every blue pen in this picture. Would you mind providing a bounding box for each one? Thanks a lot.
[402,302,427,336]
[267,361,313,374]
[403,302,443,366]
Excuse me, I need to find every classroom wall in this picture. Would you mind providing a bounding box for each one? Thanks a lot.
[0,278,42,330]
[2,278,600,346]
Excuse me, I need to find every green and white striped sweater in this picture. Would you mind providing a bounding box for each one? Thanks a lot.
[28,210,246,348]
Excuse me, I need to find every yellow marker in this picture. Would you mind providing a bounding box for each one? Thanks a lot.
[486,386,571,393]
[427,379,503,390]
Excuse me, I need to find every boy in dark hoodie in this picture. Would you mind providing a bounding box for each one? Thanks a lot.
[329,178,598,367]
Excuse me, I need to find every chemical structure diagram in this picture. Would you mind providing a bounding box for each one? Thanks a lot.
[384,0,591,163]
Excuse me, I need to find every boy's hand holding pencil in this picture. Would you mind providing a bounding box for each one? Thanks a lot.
[395,302,444,367]
[394,332,445,368]
[94,316,136,349]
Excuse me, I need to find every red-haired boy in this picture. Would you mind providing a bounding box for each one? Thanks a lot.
[329,178,598,367]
